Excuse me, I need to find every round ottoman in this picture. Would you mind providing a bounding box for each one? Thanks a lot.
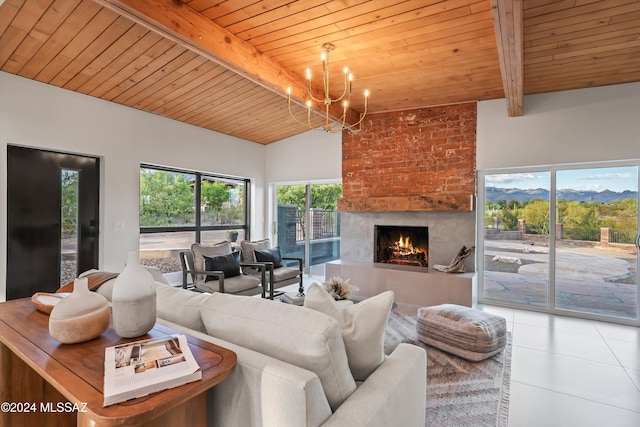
[416,304,507,361]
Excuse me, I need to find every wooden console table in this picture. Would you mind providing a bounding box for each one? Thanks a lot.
[0,298,236,427]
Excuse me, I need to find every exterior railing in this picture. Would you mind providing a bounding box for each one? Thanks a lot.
[295,209,339,241]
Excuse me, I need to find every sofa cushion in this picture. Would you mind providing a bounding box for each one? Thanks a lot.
[155,284,211,333]
[200,292,356,411]
[204,251,242,280]
[304,283,394,381]
[254,247,283,268]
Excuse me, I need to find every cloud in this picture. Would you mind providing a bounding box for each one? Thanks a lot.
[579,172,634,181]
[485,173,543,185]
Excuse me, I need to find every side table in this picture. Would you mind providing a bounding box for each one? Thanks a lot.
[0,298,236,427]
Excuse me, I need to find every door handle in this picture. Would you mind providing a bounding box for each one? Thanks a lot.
[636,232,640,250]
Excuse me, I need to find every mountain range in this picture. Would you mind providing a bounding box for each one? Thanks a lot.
[486,187,638,203]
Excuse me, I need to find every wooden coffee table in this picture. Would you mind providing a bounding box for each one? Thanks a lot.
[0,298,236,426]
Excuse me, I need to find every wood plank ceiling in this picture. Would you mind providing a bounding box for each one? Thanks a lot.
[1,0,640,144]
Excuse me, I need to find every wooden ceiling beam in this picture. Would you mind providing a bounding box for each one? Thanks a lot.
[491,0,524,116]
[92,0,361,127]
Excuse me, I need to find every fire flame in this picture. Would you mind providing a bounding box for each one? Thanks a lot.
[396,235,412,249]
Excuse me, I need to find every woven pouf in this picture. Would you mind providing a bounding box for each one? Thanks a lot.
[416,304,507,362]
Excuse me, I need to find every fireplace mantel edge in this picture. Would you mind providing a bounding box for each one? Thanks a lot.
[337,194,474,212]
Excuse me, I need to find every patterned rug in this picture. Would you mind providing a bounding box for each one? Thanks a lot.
[385,312,512,427]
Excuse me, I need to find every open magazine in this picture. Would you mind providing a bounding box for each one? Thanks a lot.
[104,334,201,406]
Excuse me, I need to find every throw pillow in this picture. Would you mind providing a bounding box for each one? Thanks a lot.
[204,251,242,281]
[304,283,394,381]
[240,239,270,263]
[254,247,283,268]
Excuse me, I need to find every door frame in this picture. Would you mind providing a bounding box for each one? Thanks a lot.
[477,160,640,326]
[6,145,100,299]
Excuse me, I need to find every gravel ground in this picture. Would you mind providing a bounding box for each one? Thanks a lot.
[140,257,181,273]
[60,257,181,287]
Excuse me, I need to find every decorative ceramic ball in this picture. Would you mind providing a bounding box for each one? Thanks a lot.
[49,277,111,344]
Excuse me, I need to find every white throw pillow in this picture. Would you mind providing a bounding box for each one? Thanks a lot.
[304,283,394,381]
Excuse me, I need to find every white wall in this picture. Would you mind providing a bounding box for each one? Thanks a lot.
[477,82,640,169]
[0,72,266,299]
[263,129,342,240]
[265,130,342,182]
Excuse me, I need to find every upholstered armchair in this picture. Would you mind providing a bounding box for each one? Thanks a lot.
[180,242,267,297]
[240,239,304,298]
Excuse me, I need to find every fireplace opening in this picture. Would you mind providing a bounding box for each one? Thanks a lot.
[374,225,428,268]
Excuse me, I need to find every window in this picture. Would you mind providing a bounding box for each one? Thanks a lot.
[139,165,250,273]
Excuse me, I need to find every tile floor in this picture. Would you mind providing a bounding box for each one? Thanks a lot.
[305,275,640,426]
[478,304,640,427]
[267,274,640,426]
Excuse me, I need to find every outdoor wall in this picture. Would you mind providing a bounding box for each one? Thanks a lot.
[0,72,266,300]
[477,82,640,169]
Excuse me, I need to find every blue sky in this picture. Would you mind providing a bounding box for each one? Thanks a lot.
[485,166,638,192]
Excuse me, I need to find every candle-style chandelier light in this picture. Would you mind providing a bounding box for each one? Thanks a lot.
[287,43,369,133]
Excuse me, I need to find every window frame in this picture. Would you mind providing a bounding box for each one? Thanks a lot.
[139,163,251,242]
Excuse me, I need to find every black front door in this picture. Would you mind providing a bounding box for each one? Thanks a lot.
[7,146,100,300]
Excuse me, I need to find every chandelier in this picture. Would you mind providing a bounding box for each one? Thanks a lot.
[287,43,369,133]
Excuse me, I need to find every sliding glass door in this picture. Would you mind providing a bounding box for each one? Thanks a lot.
[274,183,342,275]
[481,171,551,309]
[479,163,639,323]
[554,167,638,319]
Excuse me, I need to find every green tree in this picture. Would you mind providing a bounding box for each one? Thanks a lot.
[557,200,599,229]
[277,185,306,210]
[140,170,194,226]
[311,184,343,210]
[521,199,550,234]
[201,180,231,224]
[500,199,522,231]
[276,184,343,210]
[61,170,78,236]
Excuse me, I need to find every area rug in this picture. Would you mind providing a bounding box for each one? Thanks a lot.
[385,312,512,427]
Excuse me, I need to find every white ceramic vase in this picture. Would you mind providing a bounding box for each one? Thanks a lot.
[111,251,157,338]
[49,277,110,344]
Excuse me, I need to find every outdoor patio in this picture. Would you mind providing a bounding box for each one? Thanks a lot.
[483,240,638,319]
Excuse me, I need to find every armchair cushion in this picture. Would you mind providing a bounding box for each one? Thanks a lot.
[204,251,242,281]
[191,241,233,272]
[254,247,283,268]
[304,283,395,381]
[240,239,270,263]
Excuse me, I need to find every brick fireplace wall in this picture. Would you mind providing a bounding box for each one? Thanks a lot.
[338,103,477,270]
[338,103,477,212]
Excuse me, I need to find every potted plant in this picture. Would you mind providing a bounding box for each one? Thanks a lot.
[226,229,239,242]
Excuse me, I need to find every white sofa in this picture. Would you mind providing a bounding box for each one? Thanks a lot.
[150,283,427,427]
